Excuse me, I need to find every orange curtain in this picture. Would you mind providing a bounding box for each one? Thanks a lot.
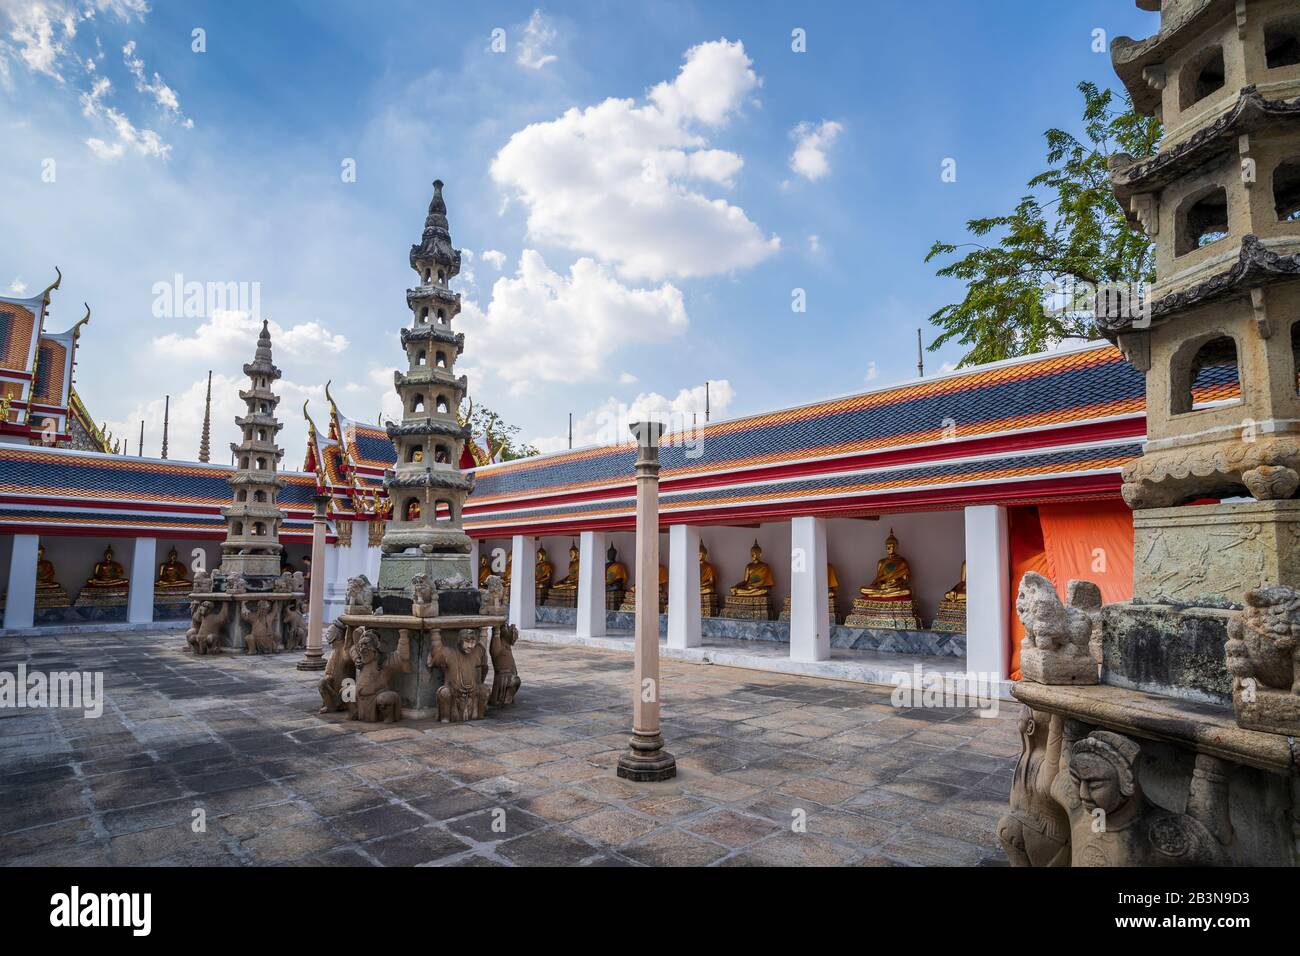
[1006,501,1135,681]
[1007,507,1051,681]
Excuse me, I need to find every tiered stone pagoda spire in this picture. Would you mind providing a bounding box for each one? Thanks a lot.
[378,180,475,589]
[220,319,286,578]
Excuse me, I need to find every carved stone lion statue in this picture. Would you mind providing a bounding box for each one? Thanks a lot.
[489,623,521,707]
[345,574,374,614]
[1225,586,1300,735]
[240,600,279,655]
[480,575,506,616]
[346,626,410,723]
[1015,572,1098,684]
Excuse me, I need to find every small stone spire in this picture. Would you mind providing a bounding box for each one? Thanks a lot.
[198,370,213,463]
[161,395,170,459]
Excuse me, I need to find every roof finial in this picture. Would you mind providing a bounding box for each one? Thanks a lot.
[198,370,213,462]
[39,267,62,305]
[161,394,170,459]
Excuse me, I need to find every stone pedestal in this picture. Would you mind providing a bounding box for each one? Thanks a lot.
[700,593,719,617]
[73,587,128,609]
[190,589,305,652]
[377,552,472,595]
[778,594,837,624]
[720,592,771,621]
[605,589,626,611]
[334,612,506,718]
[1133,500,1300,606]
[844,595,920,630]
[35,587,70,609]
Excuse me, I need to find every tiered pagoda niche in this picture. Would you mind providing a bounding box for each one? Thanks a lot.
[378,180,475,592]
[1002,0,1299,867]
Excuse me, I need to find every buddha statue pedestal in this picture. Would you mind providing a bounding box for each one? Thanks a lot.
[35,585,71,609]
[720,592,772,621]
[778,593,838,624]
[545,587,577,609]
[605,588,626,611]
[619,586,666,614]
[700,593,719,617]
[844,596,920,630]
[930,598,966,633]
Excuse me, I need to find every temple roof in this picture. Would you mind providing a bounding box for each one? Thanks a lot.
[463,343,1177,535]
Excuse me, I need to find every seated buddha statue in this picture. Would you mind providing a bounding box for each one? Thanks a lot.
[699,542,718,594]
[534,546,552,586]
[860,530,913,600]
[478,554,491,587]
[828,563,839,595]
[605,544,629,591]
[945,562,967,602]
[84,545,129,589]
[550,542,580,592]
[36,546,61,592]
[730,541,775,596]
[155,547,191,590]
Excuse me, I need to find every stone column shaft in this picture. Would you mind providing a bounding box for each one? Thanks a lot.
[508,534,536,630]
[789,516,830,662]
[127,537,156,625]
[666,523,701,649]
[576,530,607,638]
[3,534,39,630]
[965,505,1009,680]
[298,493,329,671]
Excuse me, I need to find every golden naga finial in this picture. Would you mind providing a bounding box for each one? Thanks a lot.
[71,303,91,339]
[324,379,340,414]
[39,267,62,304]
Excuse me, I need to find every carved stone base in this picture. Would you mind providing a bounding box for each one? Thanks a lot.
[777,594,838,623]
[720,592,771,621]
[616,733,677,782]
[618,587,665,613]
[1233,682,1300,737]
[73,587,128,607]
[377,552,472,594]
[701,593,719,617]
[1020,647,1098,685]
[605,589,626,611]
[1132,499,1300,606]
[1123,435,1300,510]
[844,596,920,630]
[930,599,966,633]
[35,588,70,609]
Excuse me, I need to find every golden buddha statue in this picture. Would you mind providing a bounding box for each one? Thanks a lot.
[550,541,580,592]
[658,564,668,591]
[730,541,775,596]
[155,547,191,590]
[535,545,555,587]
[945,562,967,602]
[36,546,61,592]
[478,553,491,586]
[605,544,629,591]
[828,563,839,595]
[84,545,128,589]
[860,530,912,599]
[699,541,718,594]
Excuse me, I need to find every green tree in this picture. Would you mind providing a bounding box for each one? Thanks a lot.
[460,399,538,462]
[925,81,1162,367]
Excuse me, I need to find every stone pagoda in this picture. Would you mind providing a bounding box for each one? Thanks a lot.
[378,179,475,593]
[319,179,514,722]
[222,319,286,579]
[186,320,304,655]
[1001,0,1299,867]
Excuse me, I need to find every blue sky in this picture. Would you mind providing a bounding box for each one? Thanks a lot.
[0,0,1156,461]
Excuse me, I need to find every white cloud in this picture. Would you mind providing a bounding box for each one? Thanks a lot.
[789,119,843,182]
[516,9,557,70]
[532,380,734,453]
[618,371,637,385]
[864,361,878,383]
[482,249,506,270]
[7,277,27,294]
[122,39,187,123]
[491,38,778,281]
[807,234,820,253]
[84,135,123,159]
[462,249,686,392]
[6,1,65,80]
[152,310,349,362]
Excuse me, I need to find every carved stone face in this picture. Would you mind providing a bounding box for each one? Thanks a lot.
[458,629,477,655]
[258,600,270,613]
[354,635,379,664]
[1071,754,1124,815]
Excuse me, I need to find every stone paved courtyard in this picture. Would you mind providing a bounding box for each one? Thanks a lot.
[0,629,1016,866]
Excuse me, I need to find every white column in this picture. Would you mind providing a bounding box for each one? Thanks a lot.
[789,516,830,662]
[127,537,156,625]
[575,530,607,638]
[469,537,480,585]
[508,534,536,630]
[3,535,39,630]
[965,505,1010,680]
[666,524,701,649]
